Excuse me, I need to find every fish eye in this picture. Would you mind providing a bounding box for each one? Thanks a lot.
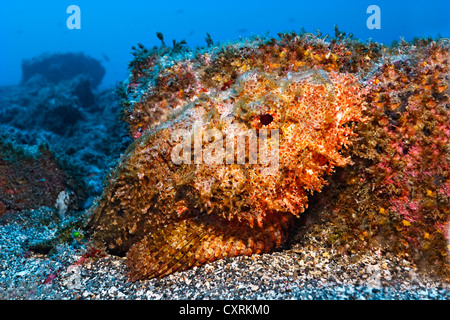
[260,113,273,126]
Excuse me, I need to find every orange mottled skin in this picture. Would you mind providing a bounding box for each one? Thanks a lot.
[87,60,364,280]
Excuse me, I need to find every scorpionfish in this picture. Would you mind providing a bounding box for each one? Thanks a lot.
[87,39,365,281]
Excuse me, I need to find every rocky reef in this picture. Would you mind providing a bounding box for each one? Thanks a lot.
[0,52,130,200]
[0,137,87,218]
[87,31,449,280]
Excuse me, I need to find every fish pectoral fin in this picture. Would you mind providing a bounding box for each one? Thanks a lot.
[126,214,291,281]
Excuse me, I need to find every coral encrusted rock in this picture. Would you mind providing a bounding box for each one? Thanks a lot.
[0,136,87,219]
[87,32,449,280]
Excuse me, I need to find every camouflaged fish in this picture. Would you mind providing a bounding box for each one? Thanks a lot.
[86,38,365,281]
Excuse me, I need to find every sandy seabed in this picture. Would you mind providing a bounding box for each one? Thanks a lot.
[1,207,448,300]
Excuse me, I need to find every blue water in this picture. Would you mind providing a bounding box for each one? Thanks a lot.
[1,0,449,89]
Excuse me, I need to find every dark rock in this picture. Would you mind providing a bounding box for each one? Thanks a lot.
[71,76,96,111]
